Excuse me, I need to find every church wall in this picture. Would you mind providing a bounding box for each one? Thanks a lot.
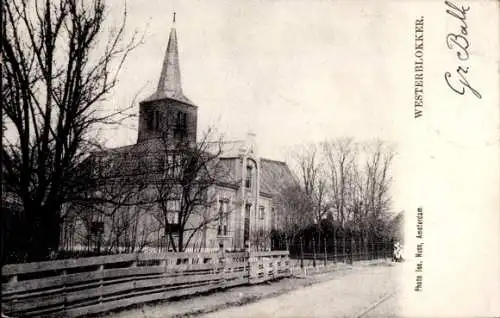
[60,180,281,253]
[60,202,162,253]
[137,99,197,144]
[203,186,238,250]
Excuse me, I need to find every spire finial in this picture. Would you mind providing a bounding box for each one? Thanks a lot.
[173,12,176,24]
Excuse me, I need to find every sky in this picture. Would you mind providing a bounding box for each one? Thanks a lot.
[102,0,416,214]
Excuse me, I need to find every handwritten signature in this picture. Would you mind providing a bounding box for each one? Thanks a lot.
[444,1,481,99]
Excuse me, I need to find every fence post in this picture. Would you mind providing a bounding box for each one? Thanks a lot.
[62,269,67,310]
[323,237,327,266]
[218,242,226,288]
[273,255,279,278]
[161,257,167,290]
[343,237,346,263]
[98,263,104,304]
[7,274,18,311]
[245,241,252,284]
[333,234,337,264]
[300,237,304,269]
[349,238,354,265]
[353,238,357,262]
[366,238,369,261]
[312,237,316,268]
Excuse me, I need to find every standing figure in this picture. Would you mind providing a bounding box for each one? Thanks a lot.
[393,242,402,262]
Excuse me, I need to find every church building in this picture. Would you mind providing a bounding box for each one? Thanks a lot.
[61,16,296,253]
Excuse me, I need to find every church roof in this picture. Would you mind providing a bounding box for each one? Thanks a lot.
[143,14,196,106]
[93,138,166,157]
[90,141,297,198]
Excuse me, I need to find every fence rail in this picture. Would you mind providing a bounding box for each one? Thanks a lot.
[1,249,290,317]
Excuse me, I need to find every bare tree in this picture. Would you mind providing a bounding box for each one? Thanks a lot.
[61,149,159,254]
[322,138,358,257]
[1,0,140,260]
[251,228,272,252]
[322,139,357,228]
[291,144,329,222]
[275,183,313,248]
[358,140,395,253]
[285,138,396,258]
[287,144,329,250]
[146,128,236,252]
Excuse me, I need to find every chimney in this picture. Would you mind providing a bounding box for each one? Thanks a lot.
[245,131,256,152]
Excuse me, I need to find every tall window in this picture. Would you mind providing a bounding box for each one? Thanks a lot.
[218,200,229,236]
[245,165,252,188]
[155,111,160,130]
[166,154,174,177]
[271,208,276,229]
[90,221,104,238]
[147,112,153,130]
[174,154,182,176]
[147,110,160,131]
[259,206,265,220]
[244,203,251,243]
[175,111,188,138]
[158,155,165,173]
[165,154,182,178]
[166,199,181,234]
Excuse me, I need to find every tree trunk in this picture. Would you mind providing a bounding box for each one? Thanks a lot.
[25,206,61,261]
[178,229,184,252]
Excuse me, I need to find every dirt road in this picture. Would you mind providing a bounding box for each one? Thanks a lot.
[201,263,401,318]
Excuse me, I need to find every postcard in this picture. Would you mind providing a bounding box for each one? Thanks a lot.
[1,0,498,317]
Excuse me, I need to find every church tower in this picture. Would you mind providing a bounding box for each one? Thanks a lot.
[137,14,197,145]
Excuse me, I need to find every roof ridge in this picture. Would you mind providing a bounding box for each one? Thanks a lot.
[260,158,287,165]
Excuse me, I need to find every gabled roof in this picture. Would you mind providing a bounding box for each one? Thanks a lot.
[92,138,169,158]
[213,158,241,189]
[259,159,297,196]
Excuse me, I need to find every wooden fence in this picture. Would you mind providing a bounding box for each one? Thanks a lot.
[1,250,290,317]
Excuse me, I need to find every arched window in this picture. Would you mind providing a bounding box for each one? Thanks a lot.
[245,165,252,188]
[218,199,229,236]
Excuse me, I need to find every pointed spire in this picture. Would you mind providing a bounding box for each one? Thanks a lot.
[145,13,195,106]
